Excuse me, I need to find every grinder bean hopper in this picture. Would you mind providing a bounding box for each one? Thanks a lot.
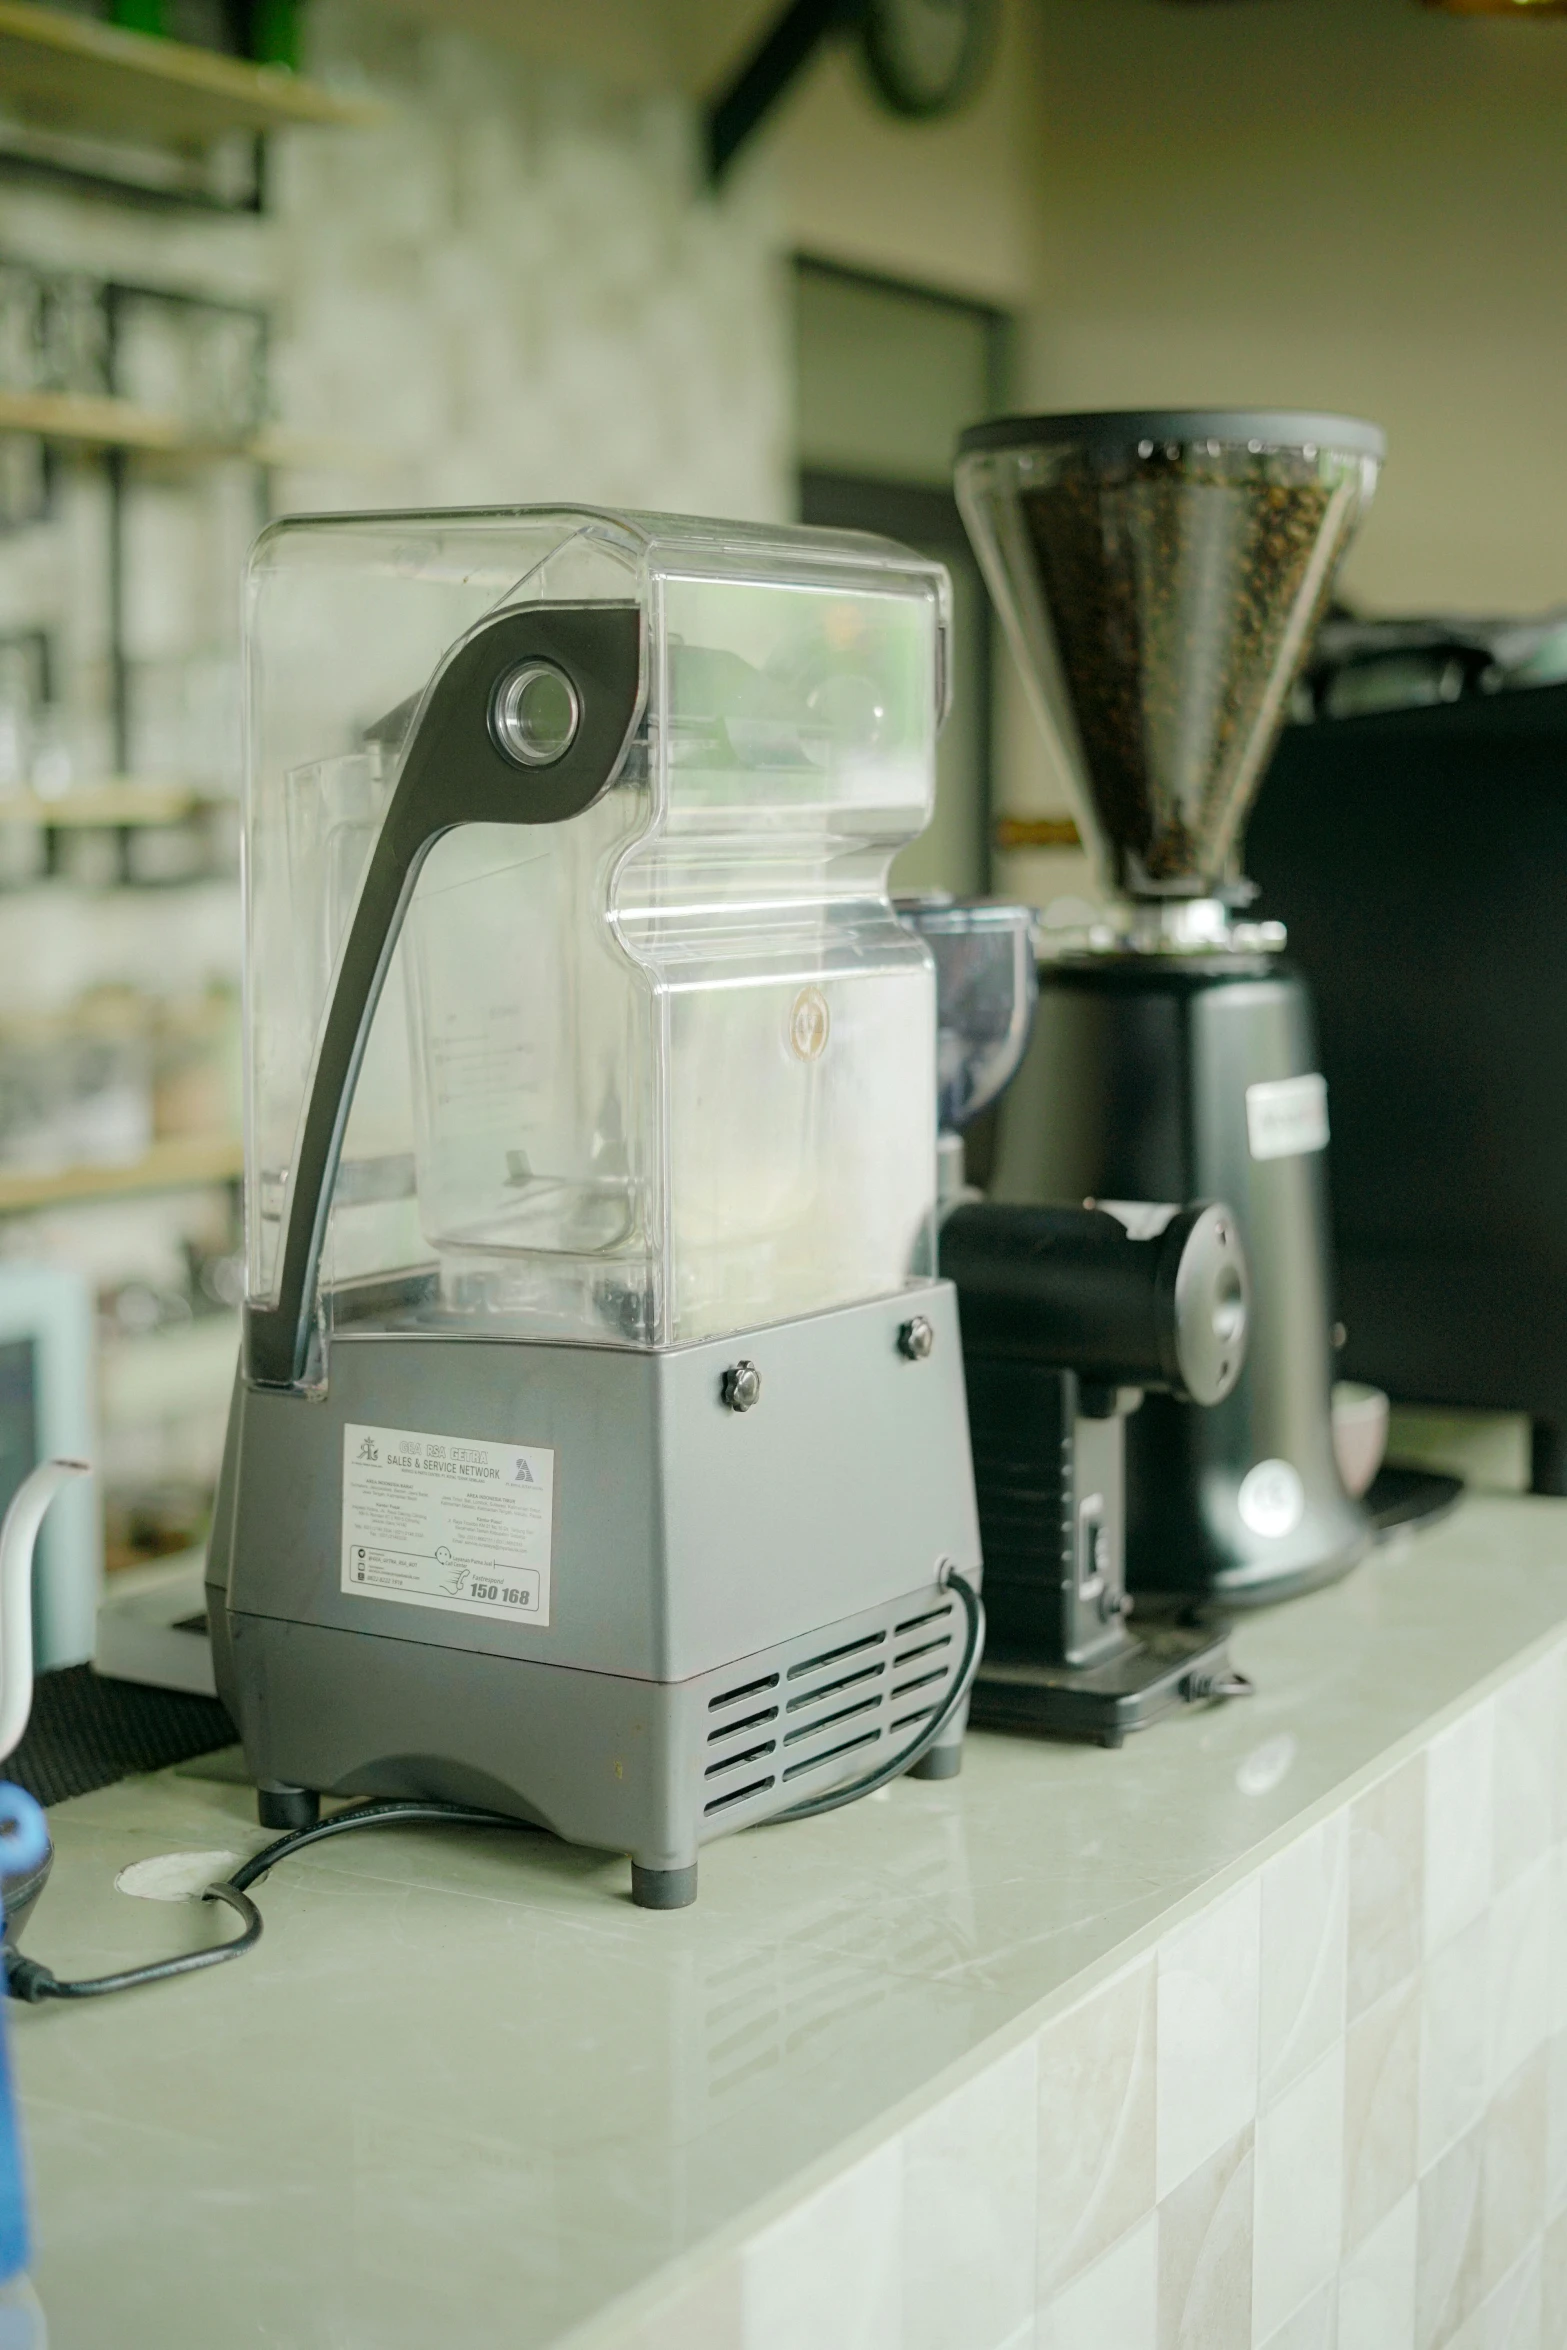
[957,411,1383,1609]
[207,507,985,1907]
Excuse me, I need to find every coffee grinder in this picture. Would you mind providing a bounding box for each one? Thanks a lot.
[956,411,1383,1607]
[900,896,1254,1743]
[206,506,986,1908]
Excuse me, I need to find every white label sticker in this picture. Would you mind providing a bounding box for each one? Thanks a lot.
[341,1423,554,1628]
[1245,1072,1329,1162]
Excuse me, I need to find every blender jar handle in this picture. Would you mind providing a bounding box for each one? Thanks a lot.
[245,602,645,1391]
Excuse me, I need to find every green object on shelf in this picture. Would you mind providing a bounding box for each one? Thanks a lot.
[249,0,303,71]
[109,0,168,33]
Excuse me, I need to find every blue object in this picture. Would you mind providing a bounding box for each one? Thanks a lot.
[0,1784,47,2286]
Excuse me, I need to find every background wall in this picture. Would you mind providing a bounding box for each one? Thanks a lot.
[759,0,1567,888]
[1020,0,1567,622]
[275,1,789,522]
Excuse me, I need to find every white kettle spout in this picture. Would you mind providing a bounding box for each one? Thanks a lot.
[0,1460,90,1765]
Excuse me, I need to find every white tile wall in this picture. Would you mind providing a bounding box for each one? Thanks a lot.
[900,2039,1038,2350]
[1035,1955,1156,2299]
[1260,1813,1348,2109]
[740,2143,902,2350]
[1038,2216,1156,2350]
[1253,2048,1344,2340]
[1156,1879,1261,2200]
[1424,1701,1494,1956]
[573,1627,1567,2350]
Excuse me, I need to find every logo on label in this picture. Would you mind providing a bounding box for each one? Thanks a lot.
[1237,1458,1305,1539]
[355,1436,380,1464]
[788,986,830,1062]
[513,1457,535,1483]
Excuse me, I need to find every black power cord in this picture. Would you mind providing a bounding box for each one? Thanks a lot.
[6,1882,261,2003]
[4,1575,984,2001]
[5,1805,537,2004]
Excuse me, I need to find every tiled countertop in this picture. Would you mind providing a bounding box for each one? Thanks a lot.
[16,1494,1567,2349]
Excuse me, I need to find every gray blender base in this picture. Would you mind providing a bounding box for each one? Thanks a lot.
[969,1620,1246,1749]
[222,1596,973,1902]
[208,1287,982,1908]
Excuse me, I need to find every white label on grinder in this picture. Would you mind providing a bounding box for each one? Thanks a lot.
[1246,1072,1329,1162]
[341,1423,554,1628]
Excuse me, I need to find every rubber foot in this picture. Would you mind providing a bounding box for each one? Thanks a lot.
[257,1786,319,1832]
[631,1860,697,1910]
[909,1742,962,1781]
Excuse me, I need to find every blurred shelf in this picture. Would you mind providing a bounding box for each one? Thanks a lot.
[0,389,391,469]
[0,3,382,144]
[994,814,1083,852]
[0,777,223,825]
[0,1133,241,1212]
[0,387,185,447]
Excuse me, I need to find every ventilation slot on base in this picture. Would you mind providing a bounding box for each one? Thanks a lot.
[786,1630,886,1682]
[782,1727,881,1783]
[705,1739,777,1778]
[707,1704,778,1744]
[895,1601,953,1638]
[893,1632,953,1673]
[709,1671,780,1713]
[783,1694,880,1747]
[891,1702,940,1735]
[892,1666,947,1704]
[704,1773,776,1816]
[785,1660,884,1713]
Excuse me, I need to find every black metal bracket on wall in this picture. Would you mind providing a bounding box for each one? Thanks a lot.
[707,0,865,184]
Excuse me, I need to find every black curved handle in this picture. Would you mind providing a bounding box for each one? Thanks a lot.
[245,602,645,1390]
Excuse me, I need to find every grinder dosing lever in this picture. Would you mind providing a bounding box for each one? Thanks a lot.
[942,1197,1256,1745]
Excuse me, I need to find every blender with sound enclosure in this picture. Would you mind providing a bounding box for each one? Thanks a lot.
[956,410,1383,1608]
[207,505,986,1908]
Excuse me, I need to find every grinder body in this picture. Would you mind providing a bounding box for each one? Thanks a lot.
[993,952,1367,1607]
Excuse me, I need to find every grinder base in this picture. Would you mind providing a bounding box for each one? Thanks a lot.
[970,1619,1248,1749]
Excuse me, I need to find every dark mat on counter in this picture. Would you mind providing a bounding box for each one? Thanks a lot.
[7,1666,236,1808]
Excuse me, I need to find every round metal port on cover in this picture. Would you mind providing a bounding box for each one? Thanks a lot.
[899,1315,935,1361]
[490,660,581,768]
[721,1360,761,1413]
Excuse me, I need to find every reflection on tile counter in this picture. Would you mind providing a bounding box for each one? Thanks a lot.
[17,1497,1567,2350]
